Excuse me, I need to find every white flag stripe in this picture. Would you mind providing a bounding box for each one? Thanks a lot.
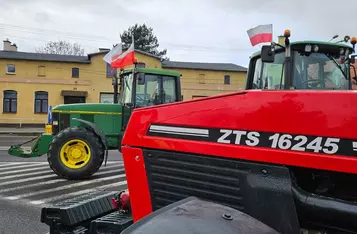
[5,172,126,200]
[150,125,209,135]
[112,42,134,63]
[0,163,47,171]
[0,165,50,176]
[0,164,123,194]
[103,43,123,64]
[31,181,127,205]
[247,24,273,38]
[0,163,123,187]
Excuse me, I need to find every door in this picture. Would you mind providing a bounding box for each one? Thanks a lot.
[64,96,86,104]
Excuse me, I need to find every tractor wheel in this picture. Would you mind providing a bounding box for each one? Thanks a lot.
[47,126,105,180]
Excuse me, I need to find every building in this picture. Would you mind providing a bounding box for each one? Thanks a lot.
[0,39,247,126]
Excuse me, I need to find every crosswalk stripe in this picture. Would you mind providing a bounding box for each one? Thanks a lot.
[0,165,50,176]
[32,181,128,205]
[0,162,33,168]
[0,164,124,194]
[0,163,123,187]
[0,163,47,171]
[6,171,126,200]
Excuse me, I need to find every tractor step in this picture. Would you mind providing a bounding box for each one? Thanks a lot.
[89,211,133,234]
[41,190,119,230]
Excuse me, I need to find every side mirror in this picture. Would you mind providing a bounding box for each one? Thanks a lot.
[137,73,145,85]
[261,45,275,63]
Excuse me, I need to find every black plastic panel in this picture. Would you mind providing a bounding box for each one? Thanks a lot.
[41,191,117,227]
[89,211,133,233]
[143,149,301,234]
[121,196,280,234]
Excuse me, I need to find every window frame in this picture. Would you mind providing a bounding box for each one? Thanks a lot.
[34,91,48,114]
[224,75,230,85]
[38,65,46,77]
[72,67,79,78]
[3,90,17,113]
[6,64,16,75]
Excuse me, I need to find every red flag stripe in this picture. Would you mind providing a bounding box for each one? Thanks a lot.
[249,33,273,46]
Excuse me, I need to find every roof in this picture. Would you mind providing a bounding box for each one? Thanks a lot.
[161,60,247,72]
[251,40,355,58]
[0,50,90,63]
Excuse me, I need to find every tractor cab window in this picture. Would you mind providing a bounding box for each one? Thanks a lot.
[252,52,285,89]
[162,76,177,104]
[135,74,160,107]
[120,73,134,105]
[293,51,349,90]
[135,74,178,107]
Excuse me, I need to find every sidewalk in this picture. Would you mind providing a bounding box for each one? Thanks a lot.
[0,127,43,136]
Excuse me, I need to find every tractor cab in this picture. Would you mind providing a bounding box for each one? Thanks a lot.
[246,30,357,91]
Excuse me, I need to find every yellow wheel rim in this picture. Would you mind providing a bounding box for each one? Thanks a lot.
[59,139,91,169]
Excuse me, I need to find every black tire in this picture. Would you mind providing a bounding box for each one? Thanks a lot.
[47,126,105,180]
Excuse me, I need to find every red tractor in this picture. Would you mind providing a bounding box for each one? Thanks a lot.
[41,32,357,234]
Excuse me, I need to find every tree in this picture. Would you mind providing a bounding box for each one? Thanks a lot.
[120,24,168,61]
[36,40,85,56]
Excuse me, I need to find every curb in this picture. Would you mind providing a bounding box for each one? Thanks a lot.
[0,132,43,136]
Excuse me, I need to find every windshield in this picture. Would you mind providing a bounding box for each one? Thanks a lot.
[251,50,350,90]
[135,74,177,107]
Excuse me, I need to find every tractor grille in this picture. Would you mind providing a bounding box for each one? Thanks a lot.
[143,149,301,234]
[143,149,247,211]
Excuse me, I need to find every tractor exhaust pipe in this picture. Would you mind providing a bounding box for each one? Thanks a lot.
[292,183,357,232]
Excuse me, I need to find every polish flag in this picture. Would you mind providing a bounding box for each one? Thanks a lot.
[111,41,135,69]
[103,43,123,64]
[247,24,273,46]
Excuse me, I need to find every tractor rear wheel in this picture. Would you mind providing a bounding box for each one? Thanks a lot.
[47,126,105,180]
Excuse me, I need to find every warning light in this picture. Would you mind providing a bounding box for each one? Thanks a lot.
[134,57,139,63]
[351,37,357,45]
[284,29,291,38]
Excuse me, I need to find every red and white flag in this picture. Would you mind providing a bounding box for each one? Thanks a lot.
[247,24,273,46]
[111,40,135,69]
[103,43,123,64]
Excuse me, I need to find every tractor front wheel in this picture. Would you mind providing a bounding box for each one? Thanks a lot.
[47,126,104,180]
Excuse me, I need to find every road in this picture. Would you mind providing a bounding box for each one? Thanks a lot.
[0,136,126,234]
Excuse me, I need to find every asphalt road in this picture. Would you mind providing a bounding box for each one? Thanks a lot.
[0,136,125,234]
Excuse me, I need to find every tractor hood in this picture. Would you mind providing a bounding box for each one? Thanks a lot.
[52,103,123,114]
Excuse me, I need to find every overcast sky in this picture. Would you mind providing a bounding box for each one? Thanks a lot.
[0,0,356,67]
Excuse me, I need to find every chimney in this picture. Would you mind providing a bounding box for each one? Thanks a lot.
[3,38,11,51]
[11,43,18,51]
[278,35,285,46]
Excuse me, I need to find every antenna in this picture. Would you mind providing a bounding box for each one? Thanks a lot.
[329,34,339,42]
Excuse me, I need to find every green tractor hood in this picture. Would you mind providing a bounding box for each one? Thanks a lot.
[52,103,123,114]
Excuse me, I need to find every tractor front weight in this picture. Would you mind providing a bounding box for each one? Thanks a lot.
[8,133,53,158]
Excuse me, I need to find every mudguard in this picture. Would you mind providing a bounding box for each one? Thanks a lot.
[121,197,281,234]
[72,118,109,165]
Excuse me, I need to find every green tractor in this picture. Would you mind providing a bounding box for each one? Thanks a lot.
[8,65,182,180]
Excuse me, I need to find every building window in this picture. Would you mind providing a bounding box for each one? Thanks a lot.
[198,74,205,84]
[106,63,117,78]
[34,91,48,113]
[224,75,230,84]
[3,90,17,113]
[100,92,115,103]
[6,64,16,74]
[72,68,79,78]
[38,66,46,76]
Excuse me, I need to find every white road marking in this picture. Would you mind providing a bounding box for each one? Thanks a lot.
[31,181,128,205]
[0,164,124,194]
[0,165,50,176]
[0,162,34,168]
[6,171,126,200]
[0,163,47,171]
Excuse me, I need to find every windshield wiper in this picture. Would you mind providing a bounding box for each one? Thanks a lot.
[326,53,348,80]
